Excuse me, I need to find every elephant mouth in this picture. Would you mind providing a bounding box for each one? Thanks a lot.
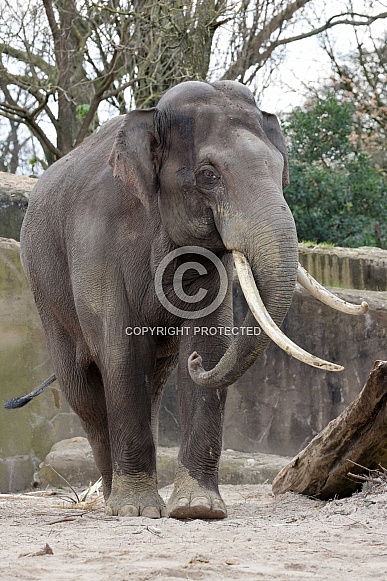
[233,251,368,372]
[189,252,368,385]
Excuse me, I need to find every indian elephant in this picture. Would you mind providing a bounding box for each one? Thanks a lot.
[18,80,367,519]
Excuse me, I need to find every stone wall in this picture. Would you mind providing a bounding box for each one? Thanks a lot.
[1,235,385,491]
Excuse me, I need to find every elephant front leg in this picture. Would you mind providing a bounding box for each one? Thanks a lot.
[101,342,167,518]
[168,322,229,519]
[168,457,227,520]
[106,472,167,518]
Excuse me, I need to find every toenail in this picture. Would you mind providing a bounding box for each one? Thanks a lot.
[191,497,211,509]
[176,497,190,507]
[120,504,140,517]
[141,506,161,518]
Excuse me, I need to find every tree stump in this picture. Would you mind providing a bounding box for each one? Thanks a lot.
[272,360,387,499]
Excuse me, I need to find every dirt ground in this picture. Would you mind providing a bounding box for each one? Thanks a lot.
[1,483,387,580]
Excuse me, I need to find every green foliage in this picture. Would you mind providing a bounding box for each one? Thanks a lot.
[300,241,336,248]
[286,95,354,164]
[75,104,91,120]
[284,94,387,248]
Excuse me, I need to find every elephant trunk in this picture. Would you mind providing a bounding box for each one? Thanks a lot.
[189,200,300,388]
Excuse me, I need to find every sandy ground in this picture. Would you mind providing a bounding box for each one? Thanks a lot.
[1,484,387,581]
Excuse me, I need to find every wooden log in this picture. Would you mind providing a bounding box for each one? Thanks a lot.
[272,360,387,499]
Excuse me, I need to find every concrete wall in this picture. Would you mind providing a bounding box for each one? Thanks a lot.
[1,235,385,491]
[299,244,387,291]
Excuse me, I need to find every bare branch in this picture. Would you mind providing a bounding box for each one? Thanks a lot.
[223,8,387,80]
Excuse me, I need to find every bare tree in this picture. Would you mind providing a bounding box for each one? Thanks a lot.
[322,21,387,173]
[1,0,387,172]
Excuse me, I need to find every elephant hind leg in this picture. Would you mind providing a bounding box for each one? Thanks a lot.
[79,361,112,499]
[60,359,112,498]
[37,312,113,498]
[60,358,112,498]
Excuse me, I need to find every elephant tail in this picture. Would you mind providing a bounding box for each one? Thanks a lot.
[3,374,57,409]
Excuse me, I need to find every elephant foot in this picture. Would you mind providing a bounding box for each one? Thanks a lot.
[105,473,167,518]
[167,464,227,520]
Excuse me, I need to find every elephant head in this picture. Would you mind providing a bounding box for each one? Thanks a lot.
[110,80,368,389]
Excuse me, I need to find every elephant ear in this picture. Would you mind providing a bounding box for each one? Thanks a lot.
[261,111,289,189]
[109,109,158,209]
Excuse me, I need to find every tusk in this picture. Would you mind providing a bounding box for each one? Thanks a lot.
[233,250,344,372]
[297,264,368,315]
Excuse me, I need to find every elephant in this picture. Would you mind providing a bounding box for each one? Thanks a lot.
[18,80,367,519]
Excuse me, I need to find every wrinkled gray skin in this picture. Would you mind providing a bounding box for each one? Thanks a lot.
[21,81,298,519]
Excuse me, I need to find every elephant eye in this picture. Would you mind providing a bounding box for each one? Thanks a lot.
[196,167,219,189]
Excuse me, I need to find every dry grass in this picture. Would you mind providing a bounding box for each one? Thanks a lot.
[0,473,104,510]
[347,461,387,495]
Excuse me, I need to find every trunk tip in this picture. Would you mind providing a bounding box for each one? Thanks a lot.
[188,351,203,375]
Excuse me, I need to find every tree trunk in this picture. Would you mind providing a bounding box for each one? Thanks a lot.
[272,360,387,499]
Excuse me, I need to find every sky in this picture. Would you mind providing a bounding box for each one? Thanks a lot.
[256,2,387,114]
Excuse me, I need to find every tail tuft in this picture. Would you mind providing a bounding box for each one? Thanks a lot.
[3,374,57,409]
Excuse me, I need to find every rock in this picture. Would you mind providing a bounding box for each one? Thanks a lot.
[0,455,35,493]
[157,447,290,488]
[0,171,36,240]
[218,450,290,485]
[38,437,100,488]
[39,438,291,489]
